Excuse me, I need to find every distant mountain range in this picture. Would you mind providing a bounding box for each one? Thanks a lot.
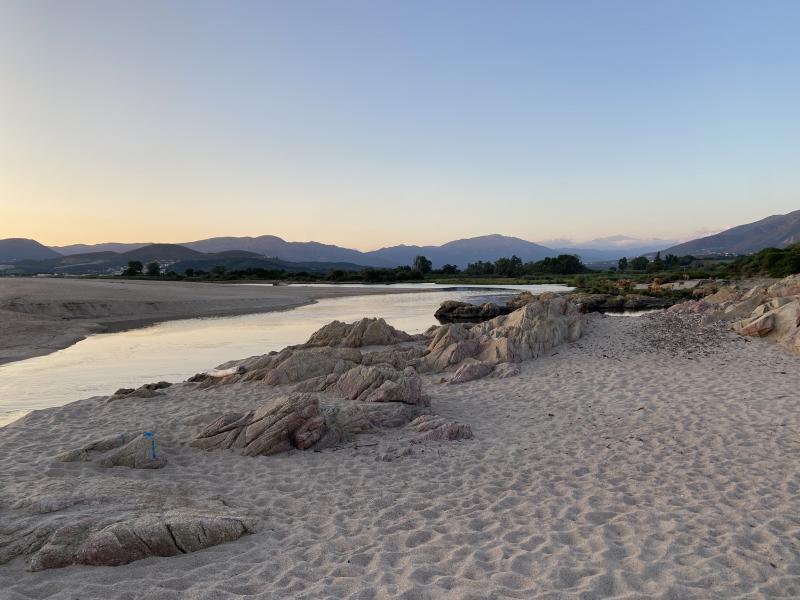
[44,233,678,268]
[2,209,798,273]
[664,210,800,256]
[0,244,368,276]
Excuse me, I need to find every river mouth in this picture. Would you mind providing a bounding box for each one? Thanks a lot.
[0,285,571,425]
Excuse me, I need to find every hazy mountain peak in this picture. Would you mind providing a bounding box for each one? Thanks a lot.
[0,238,62,262]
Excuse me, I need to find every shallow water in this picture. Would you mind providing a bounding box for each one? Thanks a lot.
[0,285,569,425]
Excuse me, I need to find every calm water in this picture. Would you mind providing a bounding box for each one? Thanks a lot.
[0,285,570,425]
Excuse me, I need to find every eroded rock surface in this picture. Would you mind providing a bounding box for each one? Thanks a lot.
[424,296,582,375]
[409,415,473,442]
[57,431,166,469]
[670,275,800,354]
[305,317,415,347]
[27,512,253,571]
[191,393,323,456]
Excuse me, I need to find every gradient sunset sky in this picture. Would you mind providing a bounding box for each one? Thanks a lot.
[1,1,799,250]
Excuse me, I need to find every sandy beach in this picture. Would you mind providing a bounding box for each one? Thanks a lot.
[0,278,429,366]
[2,307,799,599]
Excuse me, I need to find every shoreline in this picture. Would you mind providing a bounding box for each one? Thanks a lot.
[0,278,437,366]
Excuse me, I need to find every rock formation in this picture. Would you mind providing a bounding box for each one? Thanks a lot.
[108,381,171,401]
[424,296,582,374]
[56,431,166,469]
[409,415,473,442]
[191,394,324,456]
[191,393,426,456]
[669,275,800,354]
[434,292,671,323]
[27,512,253,571]
[304,317,415,347]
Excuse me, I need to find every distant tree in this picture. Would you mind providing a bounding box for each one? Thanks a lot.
[465,260,495,276]
[326,269,345,281]
[440,264,460,275]
[413,255,432,274]
[629,256,650,271]
[122,260,144,276]
[617,257,628,272]
[212,265,227,276]
[663,254,680,269]
[649,252,664,272]
[494,255,524,277]
[184,268,195,277]
[524,254,589,275]
[146,262,161,276]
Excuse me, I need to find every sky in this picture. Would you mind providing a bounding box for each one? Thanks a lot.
[1,0,799,250]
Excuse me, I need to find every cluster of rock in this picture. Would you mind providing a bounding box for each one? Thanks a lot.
[1,300,585,573]
[434,292,672,324]
[669,275,800,354]
[185,296,582,459]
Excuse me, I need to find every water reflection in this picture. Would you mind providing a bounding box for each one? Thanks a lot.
[0,287,567,424]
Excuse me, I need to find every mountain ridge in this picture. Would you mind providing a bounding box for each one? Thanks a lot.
[664,210,800,256]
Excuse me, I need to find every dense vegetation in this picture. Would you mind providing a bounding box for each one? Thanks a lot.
[731,244,800,278]
[84,245,800,287]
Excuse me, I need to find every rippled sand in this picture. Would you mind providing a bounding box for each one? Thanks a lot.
[2,313,799,599]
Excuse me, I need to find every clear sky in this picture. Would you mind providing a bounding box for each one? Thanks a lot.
[1,1,799,250]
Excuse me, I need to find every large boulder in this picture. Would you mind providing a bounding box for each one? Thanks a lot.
[735,313,774,337]
[304,318,414,348]
[28,512,253,571]
[56,431,166,469]
[239,347,362,385]
[768,275,800,298]
[423,297,582,372]
[335,364,427,406]
[447,359,494,385]
[191,394,324,456]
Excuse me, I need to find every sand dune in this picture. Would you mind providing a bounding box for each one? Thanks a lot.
[1,312,799,598]
[0,278,425,365]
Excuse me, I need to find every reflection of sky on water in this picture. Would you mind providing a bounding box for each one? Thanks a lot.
[0,286,568,424]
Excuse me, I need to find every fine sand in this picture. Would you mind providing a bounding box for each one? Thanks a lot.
[2,312,799,598]
[0,278,428,365]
